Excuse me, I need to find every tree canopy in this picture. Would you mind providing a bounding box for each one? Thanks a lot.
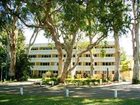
[0,0,131,82]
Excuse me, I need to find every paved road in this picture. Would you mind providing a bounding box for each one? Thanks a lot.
[0,82,140,99]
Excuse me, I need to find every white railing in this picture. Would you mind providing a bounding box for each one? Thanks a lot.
[29,50,58,55]
[30,58,58,62]
[94,57,115,62]
[76,66,91,71]
[94,66,115,71]
[94,49,115,53]
[31,66,58,70]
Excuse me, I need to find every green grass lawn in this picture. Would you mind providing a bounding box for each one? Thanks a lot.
[0,94,140,105]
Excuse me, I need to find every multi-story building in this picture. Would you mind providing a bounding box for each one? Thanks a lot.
[28,42,115,78]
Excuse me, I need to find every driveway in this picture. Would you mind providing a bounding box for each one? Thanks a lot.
[0,81,140,99]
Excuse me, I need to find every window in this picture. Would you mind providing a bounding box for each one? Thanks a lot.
[42,55,51,58]
[85,62,91,66]
[51,62,55,65]
[52,54,58,57]
[78,62,81,65]
[108,62,111,65]
[94,54,99,57]
[31,62,35,65]
[53,71,58,74]
[85,54,90,57]
[94,71,97,74]
[73,62,75,65]
[112,71,115,74]
[29,55,36,58]
[94,54,97,57]
[94,62,97,66]
[40,47,47,50]
[73,54,75,57]
[40,47,53,50]
[31,47,38,50]
[40,62,50,66]
[102,62,115,66]
[106,54,113,57]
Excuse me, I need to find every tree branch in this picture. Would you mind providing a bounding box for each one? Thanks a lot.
[69,34,106,72]
[27,28,41,54]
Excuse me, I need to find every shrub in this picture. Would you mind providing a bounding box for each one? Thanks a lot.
[65,78,100,86]
[42,78,59,85]
[132,79,140,84]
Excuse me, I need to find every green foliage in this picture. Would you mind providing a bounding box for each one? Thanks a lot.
[43,71,53,78]
[132,79,140,84]
[1,0,131,82]
[120,50,130,72]
[99,41,108,57]
[0,31,8,81]
[65,78,100,86]
[42,78,59,85]
[77,42,90,49]
[15,31,31,81]
[0,29,31,81]
[15,53,31,81]
[100,49,106,57]
[121,61,129,72]
[0,46,6,64]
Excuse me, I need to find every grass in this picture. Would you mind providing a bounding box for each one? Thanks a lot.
[0,94,140,105]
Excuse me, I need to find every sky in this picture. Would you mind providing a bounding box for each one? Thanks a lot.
[24,29,133,56]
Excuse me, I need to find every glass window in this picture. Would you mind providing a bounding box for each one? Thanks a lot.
[78,62,81,65]
[95,62,97,66]
[31,47,38,50]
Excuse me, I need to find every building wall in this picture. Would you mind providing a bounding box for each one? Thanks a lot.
[28,42,116,77]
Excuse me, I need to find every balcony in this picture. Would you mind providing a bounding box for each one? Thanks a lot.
[30,58,58,62]
[94,49,115,53]
[29,50,58,55]
[31,66,58,71]
[94,57,115,62]
[75,66,91,71]
[94,66,115,71]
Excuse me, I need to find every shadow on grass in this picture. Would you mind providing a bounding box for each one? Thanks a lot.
[0,94,140,105]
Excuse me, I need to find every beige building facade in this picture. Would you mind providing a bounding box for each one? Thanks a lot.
[28,42,116,78]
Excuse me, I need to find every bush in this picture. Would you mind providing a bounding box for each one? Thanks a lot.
[15,53,31,81]
[42,78,59,85]
[65,78,100,86]
[132,79,140,84]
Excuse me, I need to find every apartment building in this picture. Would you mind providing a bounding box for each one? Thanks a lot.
[28,42,115,78]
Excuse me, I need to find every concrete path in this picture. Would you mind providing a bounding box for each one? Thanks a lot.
[0,81,140,99]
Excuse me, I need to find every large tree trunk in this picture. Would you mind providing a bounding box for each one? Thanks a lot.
[89,36,94,78]
[8,29,18,78]
[59,47,73,83]
[132,0,140,84]
[45,14,63,77]
[114,32,120,81]
[132,21,140,83]
[56,43,63,77]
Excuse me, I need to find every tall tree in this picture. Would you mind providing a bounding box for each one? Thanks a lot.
[15,30,31,81]
[131,0,140,84]
[0,0,20,78]
[17,0,130,82]
[106,0,129,81]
